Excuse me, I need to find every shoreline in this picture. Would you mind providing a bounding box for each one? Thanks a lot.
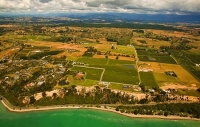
[1,100,200,121]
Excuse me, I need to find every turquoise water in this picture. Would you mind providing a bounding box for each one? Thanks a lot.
[0,103,199,127]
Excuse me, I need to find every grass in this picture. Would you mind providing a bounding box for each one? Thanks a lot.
[102,65,139,84]
[140,72,158,88]
[71,66,103,81]
[137,49,177,64]
[154,72,179,85]
[154,56,177,64]
[77,57,108,65]
[112,45,135,55]
[108,59,135,65]
[76,57,139,84]
[177,89,200,97]
[69,78,98,87]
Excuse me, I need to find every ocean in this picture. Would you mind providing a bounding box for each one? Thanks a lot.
[0,103,199,127]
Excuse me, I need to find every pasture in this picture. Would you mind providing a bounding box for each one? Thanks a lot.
[71,66,104,81]
[75,57,139,84]
[139,72,158,88]
[137,49,177,64]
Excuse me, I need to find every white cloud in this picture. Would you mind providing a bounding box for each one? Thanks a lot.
[0,0,200,14]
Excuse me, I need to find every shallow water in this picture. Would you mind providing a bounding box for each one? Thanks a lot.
[0,103,199,127]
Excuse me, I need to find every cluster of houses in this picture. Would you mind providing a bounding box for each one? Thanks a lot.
[0,59,72,89]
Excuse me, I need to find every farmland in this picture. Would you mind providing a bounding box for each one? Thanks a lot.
[71,66,104,81]
[0,18,200,100]
[136,49,177,64]
[74,57,138,84]
[140,72,158,88]
[171,50,200,81]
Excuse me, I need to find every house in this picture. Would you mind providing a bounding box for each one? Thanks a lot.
[123,85,129,88]
[37,81,45,86]
[76,72,84,79]
[165,71,177,77]
[27,82,35,87]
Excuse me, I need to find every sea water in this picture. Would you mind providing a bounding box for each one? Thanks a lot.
[0,103,199,127]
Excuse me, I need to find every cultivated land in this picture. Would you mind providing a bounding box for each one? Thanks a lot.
[0,17,200,118]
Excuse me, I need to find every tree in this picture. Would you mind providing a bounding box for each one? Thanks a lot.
[164,111,169,116]
[197,88,200,93]
[116,56,119,60]
[52,93,57,98]
[42,92,46,98]
[115,107,119,111]
[96,39,100,43]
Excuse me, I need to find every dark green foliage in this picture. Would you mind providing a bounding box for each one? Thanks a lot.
[197,88,200,93]
[133,29,144,33]
[137,40,147,44]
[29,50,62,60]
[43,36,72,42]
[106,37,130,45]
[106,37,118,42]
[117,103,200,118]
[82,47,97,57]
[138,98,149,104]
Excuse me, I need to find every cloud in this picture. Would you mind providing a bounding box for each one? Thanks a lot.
[0,0,200,14]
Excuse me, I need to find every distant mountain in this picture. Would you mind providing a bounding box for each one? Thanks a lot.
[53,13,200,23]
[1,13,200,23]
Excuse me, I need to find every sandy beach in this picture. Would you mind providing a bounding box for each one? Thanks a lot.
[1,100,200,121]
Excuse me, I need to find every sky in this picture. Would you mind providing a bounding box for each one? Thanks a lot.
[0,0,200,15]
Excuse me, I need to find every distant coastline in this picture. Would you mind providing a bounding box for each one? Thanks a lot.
[1,100,200,121]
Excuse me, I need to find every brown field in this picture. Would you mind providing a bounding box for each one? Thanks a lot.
[160,63,199,85]
[26,41,86,57]
[0,47,20,59]
[139,62,200,87]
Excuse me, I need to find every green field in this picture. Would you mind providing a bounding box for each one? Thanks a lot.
[77,57,108,65]
[71,66,103,81]
[154,73,179,85]
[108,59,135,65]
[69,78,98,87]
[137,49,177,64]
[140,72,158,88]
[102,65,139,84]
[75,57,139,84]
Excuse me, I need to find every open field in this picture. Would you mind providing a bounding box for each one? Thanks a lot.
[139,72,158,88]
[71,66,104,81]
[69,78,98,87]
[75,57,138,84]
[137,49,177,64]
[102,65,139,84]
[171,50,200,81]
[160,63,200,86]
